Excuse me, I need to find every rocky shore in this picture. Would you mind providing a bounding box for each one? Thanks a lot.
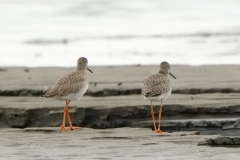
[1,127,240,159]
[0,65,240,132]
[0,65,240,159]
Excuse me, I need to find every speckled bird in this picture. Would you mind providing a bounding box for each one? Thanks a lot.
[42,57,93,133]
[142,61,176,134]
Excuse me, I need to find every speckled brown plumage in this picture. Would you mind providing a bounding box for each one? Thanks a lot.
[43,70,88,98]
[142,61,175,100]
[42,57,93,133]
[142,73,170,98]
[141,61,176,134]
[42,57,92,100]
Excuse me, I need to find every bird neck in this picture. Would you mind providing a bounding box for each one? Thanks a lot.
[159,70,168,75]
[76,65,87,71]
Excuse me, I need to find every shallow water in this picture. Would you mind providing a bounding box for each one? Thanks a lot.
[1,0,240,67]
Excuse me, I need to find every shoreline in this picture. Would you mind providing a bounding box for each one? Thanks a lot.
[0,65,240,159]
[0,65,240,134]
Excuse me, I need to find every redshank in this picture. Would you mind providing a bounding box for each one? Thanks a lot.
[142,61,176,134]
[42,57,93,133]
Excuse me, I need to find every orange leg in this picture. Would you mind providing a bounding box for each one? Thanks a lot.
[60,101,70,133]
[65,102,81,131]
[155,101,163,134]
[150,101,157,132]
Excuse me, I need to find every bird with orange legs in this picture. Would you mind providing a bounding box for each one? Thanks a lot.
[42,57,93,133]
[142,61,176,134]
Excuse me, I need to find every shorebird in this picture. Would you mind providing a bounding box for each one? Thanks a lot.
[42,57,93,133]
[142,61,176,134]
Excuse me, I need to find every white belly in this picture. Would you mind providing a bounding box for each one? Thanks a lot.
[55,83,88,101]
[144,87,172,102]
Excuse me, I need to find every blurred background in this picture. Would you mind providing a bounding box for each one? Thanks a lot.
[1,0,240,67]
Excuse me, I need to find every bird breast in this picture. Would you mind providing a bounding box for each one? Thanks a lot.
[144,87,172,102]
[54,83,88,101]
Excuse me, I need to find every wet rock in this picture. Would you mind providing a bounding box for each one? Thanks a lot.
[89,120,111,129]
[0,89,43,96]
[0,104,240,132]
[6,109,28,128]
[173,88,240,94]
[222,119,240,130]
[0,68,7,72]
[198,136,240,146]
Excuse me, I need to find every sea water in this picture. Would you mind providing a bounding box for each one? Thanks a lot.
[1,0,240,67]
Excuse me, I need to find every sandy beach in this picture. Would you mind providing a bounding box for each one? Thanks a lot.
[0,65,240,159]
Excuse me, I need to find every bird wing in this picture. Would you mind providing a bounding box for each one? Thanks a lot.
[142,73,170,97]
[43,71,87,98]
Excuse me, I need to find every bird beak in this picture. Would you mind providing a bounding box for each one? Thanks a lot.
[87,67,93,73]
[169,72,176,79]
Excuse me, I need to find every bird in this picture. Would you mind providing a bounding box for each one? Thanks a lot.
[42,57,93,133]
[142,61,176,134]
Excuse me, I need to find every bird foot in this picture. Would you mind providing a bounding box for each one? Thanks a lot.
[69,126,81,131]
[59,125,69,133]
[154,130,162,134]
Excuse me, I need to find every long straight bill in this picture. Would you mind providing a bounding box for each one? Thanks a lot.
[169,72,176,79]
[87,67,93,73]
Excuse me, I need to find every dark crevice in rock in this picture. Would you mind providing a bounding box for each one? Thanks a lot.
[173,88,239,94]
[86,89,141,97]
[0,89,44,96]
[1,88,240,97]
